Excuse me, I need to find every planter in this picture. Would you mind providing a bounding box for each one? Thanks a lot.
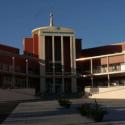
[58,98,71,108]
[79,100,107,122]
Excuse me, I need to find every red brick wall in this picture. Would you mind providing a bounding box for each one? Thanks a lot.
[0,56,12,64]
[0,44,19,54]
[15,56,26,72]
[23,38,33,55]
[33,34,39,57]
[80,44,123,58]
[109,55,124,64]
[101,57,107,65]
[75,38,82,58]
[122,44,125,51]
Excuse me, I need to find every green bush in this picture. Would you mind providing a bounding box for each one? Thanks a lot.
[91,107,107,122]
[79,100,107,122]
[58,98,71,108]
[79,103,91,116]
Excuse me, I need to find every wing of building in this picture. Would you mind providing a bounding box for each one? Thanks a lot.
[76,42,125,91]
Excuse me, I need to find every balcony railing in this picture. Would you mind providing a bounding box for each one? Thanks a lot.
[78,63,125,75]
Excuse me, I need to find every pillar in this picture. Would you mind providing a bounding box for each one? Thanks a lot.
[107,56,110,87]
[39,35,46,94]
[61,36,64,93]
[70,36,77,93]
[12,57,15,88]
[52,35,55,93]
[26,59,28,88]
[90,58,93,88]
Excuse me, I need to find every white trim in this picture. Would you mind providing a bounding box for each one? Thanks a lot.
[93,70,125,76]
[76,52,125,61]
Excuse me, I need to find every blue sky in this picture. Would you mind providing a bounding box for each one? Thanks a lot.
[0,0,125,52]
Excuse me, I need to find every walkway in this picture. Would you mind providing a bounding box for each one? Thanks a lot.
[2,99,125,125]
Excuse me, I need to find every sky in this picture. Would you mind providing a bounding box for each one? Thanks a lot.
[0,0,125,52]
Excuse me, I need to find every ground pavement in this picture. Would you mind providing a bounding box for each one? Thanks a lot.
[2,98,125,125]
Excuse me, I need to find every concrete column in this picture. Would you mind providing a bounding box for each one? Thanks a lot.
[70,36,73,73]
[70,36,77,93]
[39,35,46,94]
[123,53,125,62]
[12,57,15,88]
[39,62,46,94]
[52,35,55,93]
[61,36,65,93]
[107,56,110,87]
[90,59,93,74]
[90,59,93,88]
[72,36,76,74]
[107,56,109,73]
[107,74,110,87]
[25,59,28,88]
[52,35,55,72]
[61,36,64,72]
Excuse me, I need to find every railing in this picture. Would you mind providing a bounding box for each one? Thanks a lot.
[109,68,121,72]
[45,72,72,75]
[78,65,125,76]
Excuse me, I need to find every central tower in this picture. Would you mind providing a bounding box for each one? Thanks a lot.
[32,13,77,95]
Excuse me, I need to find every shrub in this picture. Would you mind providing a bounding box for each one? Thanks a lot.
[79,103,91,116]
[58,98,71,108]
[91,100,107,122]
[79,100,107,122]
[91,107,107,122]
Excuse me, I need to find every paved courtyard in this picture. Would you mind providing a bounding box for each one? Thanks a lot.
[2,98,125,125]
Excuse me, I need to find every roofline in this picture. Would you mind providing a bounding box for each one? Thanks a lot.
[82,41,125,51]
[76,52,125,61]
[0,43,19,50]
[32,26,74,33]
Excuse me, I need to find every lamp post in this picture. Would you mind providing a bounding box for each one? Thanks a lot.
[26,59,28,88]
[12,56,15,88]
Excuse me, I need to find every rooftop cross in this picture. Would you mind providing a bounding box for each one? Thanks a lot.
[49,12,54,27]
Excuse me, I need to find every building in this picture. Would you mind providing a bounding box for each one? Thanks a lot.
[23,13,81,95]
[0,13,82,96]
[2,13,125,97]
[76,42,125,89]
[0,44,40,90]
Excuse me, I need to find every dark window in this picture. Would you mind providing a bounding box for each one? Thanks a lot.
[45,36,52,73]
[54,36,61,61]
[63,37,71,72]
[55,63,62,73]
[64,78,71,93]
